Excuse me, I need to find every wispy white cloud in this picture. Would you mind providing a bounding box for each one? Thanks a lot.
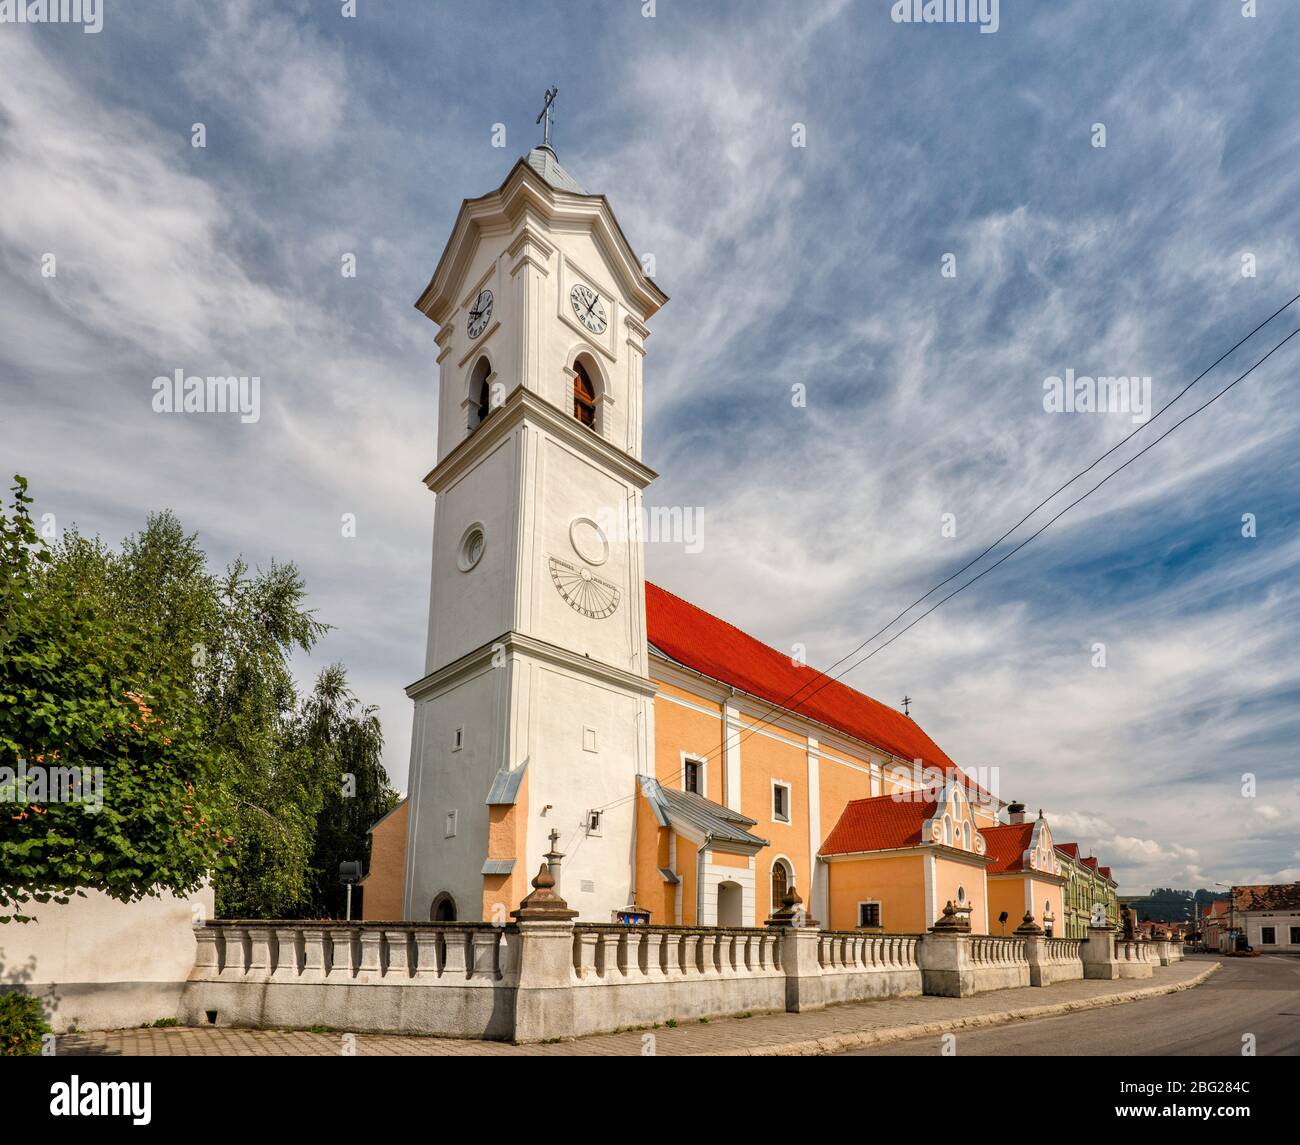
[2,0,1297,897]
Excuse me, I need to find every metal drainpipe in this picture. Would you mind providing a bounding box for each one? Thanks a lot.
[697,832,713,925]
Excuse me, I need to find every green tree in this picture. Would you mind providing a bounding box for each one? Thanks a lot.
[0,478,230,923]
[4,478,394,921]
[296,665,399,918]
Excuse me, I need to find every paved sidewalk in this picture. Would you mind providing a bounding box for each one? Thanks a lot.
[57,958,1217,1057]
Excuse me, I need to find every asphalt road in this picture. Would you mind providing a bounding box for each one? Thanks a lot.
[843,954,1300,1056]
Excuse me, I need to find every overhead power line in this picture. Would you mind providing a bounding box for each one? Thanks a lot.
[586,296,1300,814]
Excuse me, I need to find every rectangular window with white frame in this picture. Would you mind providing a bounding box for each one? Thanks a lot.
[682,755,705,796]
[1260,926,1276,945]
[771,780,791,823]
[858,901,882,929]
[1291,926,1300,945]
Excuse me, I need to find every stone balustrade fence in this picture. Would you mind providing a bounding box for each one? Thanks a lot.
[178,899,1160,1042]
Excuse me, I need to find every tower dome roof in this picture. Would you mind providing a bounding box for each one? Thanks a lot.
[524,144,586,194]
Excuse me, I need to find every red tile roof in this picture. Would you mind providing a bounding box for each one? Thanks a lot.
[1098,866,1112,880]
[1232,883,1300,913]
[819,793,939,855]
[981,822,1035,874]
[1056,842,1080,860]
[646,582,962,777]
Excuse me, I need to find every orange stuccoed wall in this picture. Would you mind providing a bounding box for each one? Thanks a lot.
[826,853,926,932]
[361,800,409,921]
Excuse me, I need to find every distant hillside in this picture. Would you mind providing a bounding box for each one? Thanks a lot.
[1117,887,1229,922]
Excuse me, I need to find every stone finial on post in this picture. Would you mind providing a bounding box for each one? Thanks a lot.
[511,861,579,1044]
[919,901,973,996]
[765,884,816,928]
[1014,911,1044,936]
[1016,911,1049,986]
[765,885,824,1013]
[1081,912,1119,980]
[511,862,578,923]
[930,900,970,933]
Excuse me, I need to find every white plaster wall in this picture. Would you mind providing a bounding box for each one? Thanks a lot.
[424,431,520,674]
[525,431,641,669]
[405,667,505,922]
[0,886,212,1032]
[698,856,756,927]
[1245,912,1300,950]
[525,660,646,921]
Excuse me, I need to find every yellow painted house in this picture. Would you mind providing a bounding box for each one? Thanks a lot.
[982,807,1067,936]
[818,779,993,934]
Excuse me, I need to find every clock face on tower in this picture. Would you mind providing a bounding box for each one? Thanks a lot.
[569,283,608,335]
[548,556,621,619]
[467,288,493,339]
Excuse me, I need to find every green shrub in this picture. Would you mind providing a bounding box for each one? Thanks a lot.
[0,992,51,1056]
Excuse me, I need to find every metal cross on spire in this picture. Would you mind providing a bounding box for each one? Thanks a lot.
[536,85,559,149]
[901,695,912,717]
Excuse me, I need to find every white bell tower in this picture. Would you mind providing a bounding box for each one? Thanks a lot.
[401,121,668,924]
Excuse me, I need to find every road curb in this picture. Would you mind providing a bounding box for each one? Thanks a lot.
[716,963,1221,1057]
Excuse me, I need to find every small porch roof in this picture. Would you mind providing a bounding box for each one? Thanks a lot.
[638,775,769,852]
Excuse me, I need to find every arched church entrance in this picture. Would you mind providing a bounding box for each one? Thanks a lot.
[717,881,744,928]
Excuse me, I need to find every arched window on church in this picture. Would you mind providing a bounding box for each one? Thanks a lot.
[573,359,596,428]
[468,357,492,431]
[430,892,457,922]
[770,858,791,914]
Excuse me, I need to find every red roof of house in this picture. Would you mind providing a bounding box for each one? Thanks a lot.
[1232,883,1300,913]
[646,582,961,777]
[819,793,939,855]
[1056,842,1080,860]
[1098,866,1112,880]
[1205,900,1229,919]
[981,822,1035,874]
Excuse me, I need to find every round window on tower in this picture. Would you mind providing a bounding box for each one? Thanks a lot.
[458,524,486,572]
[569,516,609,566]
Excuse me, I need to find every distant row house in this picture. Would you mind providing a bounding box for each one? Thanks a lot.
[1055,843,1120,939]
[1203,884,1300,953]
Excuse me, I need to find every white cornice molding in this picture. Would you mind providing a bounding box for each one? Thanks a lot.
[407,629,657,704]
[820,843,989,866]
[422,385,657,494]
[648,650,1000,808]
[415,159,668,327]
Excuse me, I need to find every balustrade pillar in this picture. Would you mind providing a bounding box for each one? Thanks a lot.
[412,930,443,979]
[271,928,302,981]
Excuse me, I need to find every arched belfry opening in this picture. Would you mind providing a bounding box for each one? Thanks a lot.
[468,356,493,431]
[572,358,597,429]
[430,892,457,922]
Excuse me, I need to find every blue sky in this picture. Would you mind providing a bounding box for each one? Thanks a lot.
[2,0,1298,895]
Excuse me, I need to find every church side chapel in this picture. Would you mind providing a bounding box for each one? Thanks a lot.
[363,94,1073,935]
